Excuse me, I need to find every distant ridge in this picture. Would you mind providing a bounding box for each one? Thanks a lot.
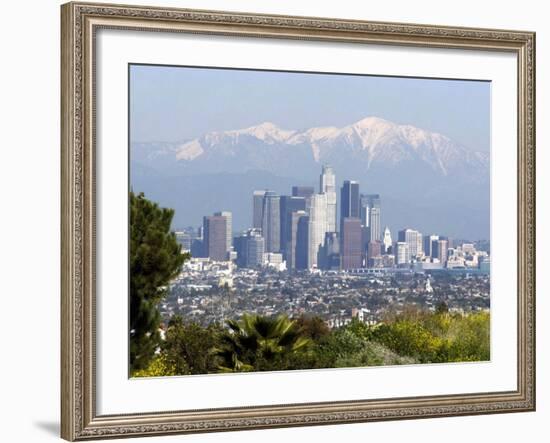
[133,116,488,180]
[130,116,490,239]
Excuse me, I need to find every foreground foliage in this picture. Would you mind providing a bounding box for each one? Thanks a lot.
[133,309,490,377]
[130,192,188,372]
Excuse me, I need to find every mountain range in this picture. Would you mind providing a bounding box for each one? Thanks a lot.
[131,116,490,239]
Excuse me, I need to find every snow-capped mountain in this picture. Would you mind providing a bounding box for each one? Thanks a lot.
[130,117,490,239]
[135,117,488,180]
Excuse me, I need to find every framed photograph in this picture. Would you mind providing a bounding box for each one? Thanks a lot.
[61,1,536,440]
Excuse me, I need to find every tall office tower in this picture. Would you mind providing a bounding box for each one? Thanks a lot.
[306,193,328,269]
[233,233,247,268]
[295,215,310,270]
[360,194,381,241]
[286,210,308,270]
[291,186,314,199]
[395,241,410,265]
[279,195,306,260]
[252,190,266,229]
[423,234,439,258]
[261,191,281,253]
[234,229,265,268]
[214,211,232,252]
[383,226,392,253]
[435,239,449,266]
[368,195,381,241]
[340,180,360,233]
[319,165,337,232]
[246,231,265,268]
[203,215,227,261]
[398,228,424,260]
[341,217,362,270]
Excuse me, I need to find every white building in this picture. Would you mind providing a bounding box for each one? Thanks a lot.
[398,228,424,260]
[319,165,337,232]
[383,226,392,253]
[306,193,328,269]
[263,252,286,271]
[395,241,410,265]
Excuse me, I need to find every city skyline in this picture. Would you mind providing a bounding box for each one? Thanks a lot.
[179,164,489,274]
[172,161,490,246]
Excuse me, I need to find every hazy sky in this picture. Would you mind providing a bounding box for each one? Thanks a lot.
[130,64,490,152]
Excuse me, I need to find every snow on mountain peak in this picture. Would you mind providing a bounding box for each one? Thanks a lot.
[170,116,487,177]
[352,116,395,130]
[230,121,296,143]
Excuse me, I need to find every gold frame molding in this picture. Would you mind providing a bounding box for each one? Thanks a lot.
[61,2,536,440]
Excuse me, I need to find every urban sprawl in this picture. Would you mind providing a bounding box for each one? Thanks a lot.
[164,165,490,327]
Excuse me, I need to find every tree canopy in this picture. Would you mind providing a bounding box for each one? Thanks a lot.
[130,192,188,372]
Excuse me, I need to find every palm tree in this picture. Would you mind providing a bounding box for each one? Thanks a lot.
[216,314,311,372]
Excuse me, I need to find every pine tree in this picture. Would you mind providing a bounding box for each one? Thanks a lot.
[130,192,188,372]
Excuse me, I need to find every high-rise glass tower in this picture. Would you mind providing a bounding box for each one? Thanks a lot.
[287,210,308,270]
[252,190,266,229]
[261,191,281,253]
[340,180,360,233]
[320,165,337,232]
[279,195,306,260]
[423,234,440,258]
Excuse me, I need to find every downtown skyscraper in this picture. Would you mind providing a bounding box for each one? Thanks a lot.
[340,180,360,231]
[398,228,423,261]
[434,238,449,265]
[287,210,308,270]
[280,195,306,262]
[214,211,232,252]
[203,215,227,261]
[252,190,266,229]
[423,234,440,258]
[320,165,337,232]
[341,218,362,269]
[261,191,281,253]
[306,193,328,269]
[360,194,381,242]
[340,180,361,269]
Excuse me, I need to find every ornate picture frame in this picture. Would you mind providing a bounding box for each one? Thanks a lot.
[61,1,535,440]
